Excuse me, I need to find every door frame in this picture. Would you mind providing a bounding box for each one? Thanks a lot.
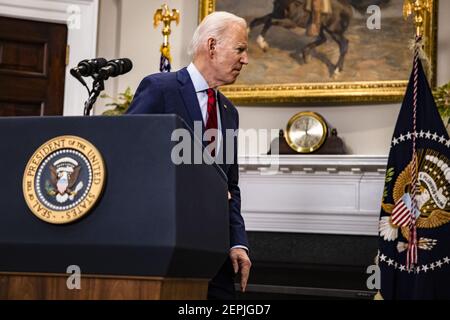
[0,0,99,116]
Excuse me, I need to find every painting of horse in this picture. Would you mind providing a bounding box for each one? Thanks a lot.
[250,0,353,77]
[213,0,417,85]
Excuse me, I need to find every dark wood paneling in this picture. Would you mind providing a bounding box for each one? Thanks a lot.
[0,100,42,116]
[0,273,209,300]
[0,39,46,75]
[0,16,67,116]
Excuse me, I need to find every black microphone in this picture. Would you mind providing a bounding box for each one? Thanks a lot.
[70,58,108,77]
[99,58,133,80]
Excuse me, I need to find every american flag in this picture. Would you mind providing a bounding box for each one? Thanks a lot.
[391,196,413,227]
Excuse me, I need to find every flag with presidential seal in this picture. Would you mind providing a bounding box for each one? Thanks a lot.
[378,54,450,299]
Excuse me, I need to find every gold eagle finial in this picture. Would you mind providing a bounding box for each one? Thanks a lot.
[153,4,180,63]
[403,0,432,37]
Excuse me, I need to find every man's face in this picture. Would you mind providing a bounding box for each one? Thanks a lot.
[211,24,249,86]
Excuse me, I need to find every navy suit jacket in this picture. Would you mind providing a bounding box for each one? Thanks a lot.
[126,67,249,248]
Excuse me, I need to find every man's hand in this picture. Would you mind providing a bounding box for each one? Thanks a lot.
[229,248,252,292]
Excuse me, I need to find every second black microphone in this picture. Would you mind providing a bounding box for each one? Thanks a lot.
[99,58,133,80]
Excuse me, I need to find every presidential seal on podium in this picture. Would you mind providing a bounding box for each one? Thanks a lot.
[22,136,106,224]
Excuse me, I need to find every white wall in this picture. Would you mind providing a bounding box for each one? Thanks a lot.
[96,0,120,105]
[96,0,197,114]
[96,0,449,155]
[437,0,450,86]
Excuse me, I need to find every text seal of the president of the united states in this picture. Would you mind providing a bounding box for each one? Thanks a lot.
[23,135,106,224]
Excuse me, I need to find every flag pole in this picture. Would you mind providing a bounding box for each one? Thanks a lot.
[153,4,180,72]
[403,0,432,270]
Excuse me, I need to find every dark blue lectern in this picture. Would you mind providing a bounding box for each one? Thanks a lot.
[0,115,229,299]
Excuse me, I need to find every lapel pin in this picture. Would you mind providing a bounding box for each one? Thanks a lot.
[224,104,228,109]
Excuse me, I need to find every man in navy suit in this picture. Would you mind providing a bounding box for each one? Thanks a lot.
[126,11,251,300]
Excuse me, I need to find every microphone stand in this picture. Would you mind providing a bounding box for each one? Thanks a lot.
[83,73,105,116]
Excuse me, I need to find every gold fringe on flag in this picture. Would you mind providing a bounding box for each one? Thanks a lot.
[409,38,433,84]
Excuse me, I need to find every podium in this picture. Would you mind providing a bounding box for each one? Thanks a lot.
[0,115,229,300]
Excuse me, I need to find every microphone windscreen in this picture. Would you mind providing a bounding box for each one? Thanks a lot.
[78,58,108,76]
[121,58,133,74]
[95,58,108,68]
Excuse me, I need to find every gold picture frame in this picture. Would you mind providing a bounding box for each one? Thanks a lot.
[199,0,437,105]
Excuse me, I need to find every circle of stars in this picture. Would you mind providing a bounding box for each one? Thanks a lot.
[391,130,450,212]
[392,130,450,148]
[35,149,93,212]
[379,253,450,274]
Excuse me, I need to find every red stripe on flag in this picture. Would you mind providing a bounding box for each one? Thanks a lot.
[396,214,411,227]
[392,200,412,227]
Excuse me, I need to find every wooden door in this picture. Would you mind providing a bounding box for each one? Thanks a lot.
[0,16,67,116]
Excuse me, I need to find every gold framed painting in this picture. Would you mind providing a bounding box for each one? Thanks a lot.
[199,0,437,104]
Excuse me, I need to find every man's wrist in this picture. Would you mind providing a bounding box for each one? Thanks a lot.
[230,245,249,252]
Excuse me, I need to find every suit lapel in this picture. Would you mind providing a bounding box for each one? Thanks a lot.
[217,92,229,170]
[177,68,205,132]
[176,69,233,167]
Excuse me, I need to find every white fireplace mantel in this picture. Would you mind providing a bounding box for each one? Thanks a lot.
[238,155,388,236]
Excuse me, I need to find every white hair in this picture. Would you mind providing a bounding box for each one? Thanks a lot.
[188,11,247,58]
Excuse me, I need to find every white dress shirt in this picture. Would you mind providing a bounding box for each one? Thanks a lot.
[186,63,222,155]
